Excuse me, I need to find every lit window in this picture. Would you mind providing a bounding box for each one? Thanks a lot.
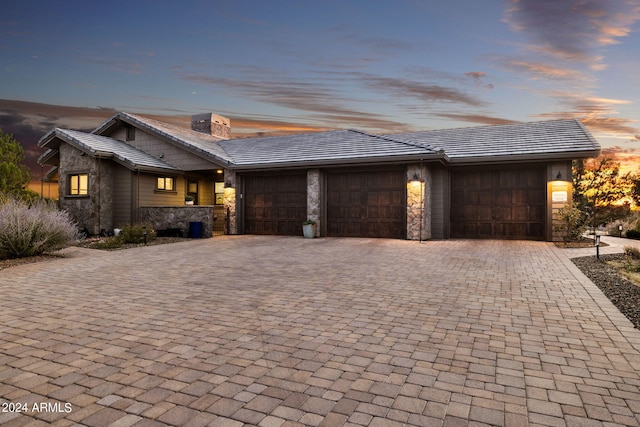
[157,176,175,191]
[69,174,88,195]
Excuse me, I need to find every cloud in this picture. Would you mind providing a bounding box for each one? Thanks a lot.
[504,0,640,67]
[496,58,591,81]
[464,71,494,90]
[362,76,485,107]
[434,113,518,126]
[600,145,640,173]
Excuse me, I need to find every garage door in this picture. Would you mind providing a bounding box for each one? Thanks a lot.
[451,168,546,240]
[244,173,307,235]
[327,169,406,239]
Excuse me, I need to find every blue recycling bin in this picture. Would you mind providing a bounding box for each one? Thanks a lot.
[189,221,203,238]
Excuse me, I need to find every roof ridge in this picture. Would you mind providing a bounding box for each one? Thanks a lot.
[347,129,442,153]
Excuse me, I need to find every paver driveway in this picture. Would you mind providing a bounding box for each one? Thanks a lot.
[2,236,640,426]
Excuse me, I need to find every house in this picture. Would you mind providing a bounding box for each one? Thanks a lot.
[38,112,600,241]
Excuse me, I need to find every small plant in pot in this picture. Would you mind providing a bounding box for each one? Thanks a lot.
[302,219,316,238]
[185,195,194,205]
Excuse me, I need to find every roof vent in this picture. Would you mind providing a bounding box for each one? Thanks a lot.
[191,113,231,139]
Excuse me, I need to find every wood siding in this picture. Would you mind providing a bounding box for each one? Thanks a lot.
[107,128,215,171]
[430,166,447,239]
[112,166,132,227]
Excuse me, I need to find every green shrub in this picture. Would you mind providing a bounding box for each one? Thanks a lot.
[93,236,125,250]
[119,223,156,244]
[0,197,79,259]
[553,203,588,243]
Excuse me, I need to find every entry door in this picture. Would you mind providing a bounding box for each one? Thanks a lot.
[451,168,546,240]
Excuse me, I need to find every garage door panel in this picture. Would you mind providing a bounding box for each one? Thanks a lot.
[451,168,545,240]
[327,169,405,239]
[244,173,307,235]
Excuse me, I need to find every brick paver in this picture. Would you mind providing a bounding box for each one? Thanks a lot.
[2,236,640,426]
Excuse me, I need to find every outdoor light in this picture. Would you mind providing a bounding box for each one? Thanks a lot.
[556,171,562,180]
[595,234,601,259]
[619,224,623,237]
[409,173,423,183]
[224,180,233,188]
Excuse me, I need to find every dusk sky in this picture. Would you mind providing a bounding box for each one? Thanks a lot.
[1,0,640,172]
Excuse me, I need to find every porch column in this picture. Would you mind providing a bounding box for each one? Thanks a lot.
[407,164,432,240]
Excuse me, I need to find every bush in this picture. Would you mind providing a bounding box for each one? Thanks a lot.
[624,245,640,259]
[553,203,588,243]
[119,223,156,244]
[0,197,79,259]
[627,230,640,240]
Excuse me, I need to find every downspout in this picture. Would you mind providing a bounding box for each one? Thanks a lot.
[136,169,141,223]
[97,156,101,234]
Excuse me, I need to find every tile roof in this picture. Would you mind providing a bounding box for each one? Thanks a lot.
[95,113,235,166]
[40,129,180,172]
[388,119,600,162]
[219,129,442,168]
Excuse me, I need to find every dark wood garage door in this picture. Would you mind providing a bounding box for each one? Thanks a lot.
[451,168,546,240]
[327,169,406,239]
[244,173,307,235]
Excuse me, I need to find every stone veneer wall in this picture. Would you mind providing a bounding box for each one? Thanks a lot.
[223,170,237,234]
[58,145,114,235]
[406,164,432,240]
[307,169,321,237]
[548,161,574,242]
[139,206,214,238]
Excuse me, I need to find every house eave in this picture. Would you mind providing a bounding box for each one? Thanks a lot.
[231,153,446,172]
[447,149,601,166]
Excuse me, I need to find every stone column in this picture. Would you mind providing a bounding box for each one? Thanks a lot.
[406,164,432,240]
[548,161,573,241]
[307,169,321,237]
[223,170,238,234]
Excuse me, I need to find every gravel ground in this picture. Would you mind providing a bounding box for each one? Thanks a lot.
[572,254,640,329]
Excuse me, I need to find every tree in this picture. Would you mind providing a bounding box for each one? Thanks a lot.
[0,128,31,196]
[573,156,632,231]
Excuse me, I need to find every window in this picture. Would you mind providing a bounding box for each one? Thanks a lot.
[157,176,175,191]
[126,126,135,141]
[215,181,225,205]
[69,174,88,195]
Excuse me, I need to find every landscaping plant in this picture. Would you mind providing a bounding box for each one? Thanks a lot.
[0,197,79,259]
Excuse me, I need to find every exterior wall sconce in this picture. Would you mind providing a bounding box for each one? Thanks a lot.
[224,180,233,188]
[409,173,424,183]
[556,171,562,180]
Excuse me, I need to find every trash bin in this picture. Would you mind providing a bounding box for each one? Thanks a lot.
[189,221,203,238]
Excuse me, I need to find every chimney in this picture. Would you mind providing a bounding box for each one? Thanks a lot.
[191,113,231,139]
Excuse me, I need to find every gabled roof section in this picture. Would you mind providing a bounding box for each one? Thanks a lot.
[219,129,443,168]
[389,119,600,163]
[93,112,234,166]
[39,128,180,173]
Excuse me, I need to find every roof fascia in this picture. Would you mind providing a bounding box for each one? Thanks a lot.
[447,149,601,166]
[231,153,446,172]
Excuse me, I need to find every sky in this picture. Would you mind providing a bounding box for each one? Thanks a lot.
[1,0,640,174]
